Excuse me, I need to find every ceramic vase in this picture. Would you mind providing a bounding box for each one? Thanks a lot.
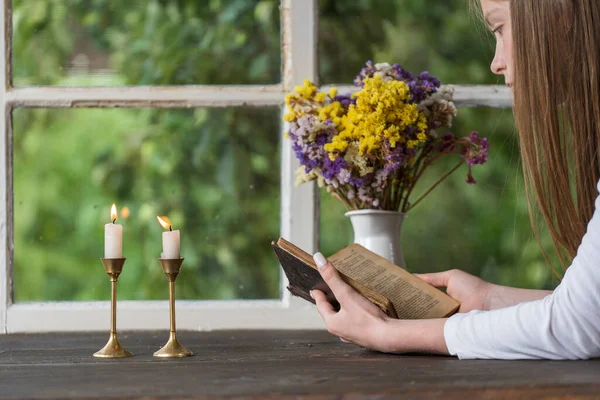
[345,210,406,269]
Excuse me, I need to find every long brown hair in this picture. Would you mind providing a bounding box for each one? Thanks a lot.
[473,0,600,276]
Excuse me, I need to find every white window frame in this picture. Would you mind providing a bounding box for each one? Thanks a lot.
[0,0,511,333]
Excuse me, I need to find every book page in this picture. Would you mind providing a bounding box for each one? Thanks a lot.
[328,245,459,319]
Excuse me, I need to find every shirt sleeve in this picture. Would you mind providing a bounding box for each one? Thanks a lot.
[443,181,600,360]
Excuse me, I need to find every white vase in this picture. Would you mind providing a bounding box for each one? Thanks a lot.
[345,210,406,268]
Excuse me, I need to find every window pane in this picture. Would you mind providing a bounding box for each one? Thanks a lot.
[12,0,281,86]
[319,108,560,290]
[319,0,497,85]
[13,107,281,301]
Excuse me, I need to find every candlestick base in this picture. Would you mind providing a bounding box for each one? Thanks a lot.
[94,332,133,358]
[154,332,193,358]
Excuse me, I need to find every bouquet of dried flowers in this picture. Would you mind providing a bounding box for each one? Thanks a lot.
[284,61,489,212]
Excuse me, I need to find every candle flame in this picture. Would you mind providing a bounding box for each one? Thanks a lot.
[157,215,172,231]
[111,204,118,223]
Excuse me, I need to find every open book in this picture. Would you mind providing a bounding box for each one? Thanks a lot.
[272,238,460,319]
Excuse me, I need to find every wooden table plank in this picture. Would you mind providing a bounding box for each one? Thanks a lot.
[0,331,599,399]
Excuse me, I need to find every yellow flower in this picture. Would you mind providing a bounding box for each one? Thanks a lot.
[319,101,345,125]
[329,87,338,98]
[291,80,319,99]
[284,80,325,123]
[324,75,429,158]
[324,134,349,154]
[315,92,326,103]
[407,140,420,149]
[359,135,380,154]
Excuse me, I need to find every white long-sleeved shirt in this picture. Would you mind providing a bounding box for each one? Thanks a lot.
[444,181,600,360]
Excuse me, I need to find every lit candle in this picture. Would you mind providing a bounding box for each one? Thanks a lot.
[157,216,180,259]
[105,204,123,259]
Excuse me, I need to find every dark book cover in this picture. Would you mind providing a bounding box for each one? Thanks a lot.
[271,241,340,312]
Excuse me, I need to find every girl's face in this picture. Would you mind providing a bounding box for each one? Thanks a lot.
[480,0,513,88]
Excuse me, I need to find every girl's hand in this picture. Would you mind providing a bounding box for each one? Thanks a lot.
[310,252,393,352]
[415,269,492,312]
[416,269,553,312]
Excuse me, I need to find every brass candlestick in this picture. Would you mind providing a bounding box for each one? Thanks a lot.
[154,258,193,358]
[94,258,133,358]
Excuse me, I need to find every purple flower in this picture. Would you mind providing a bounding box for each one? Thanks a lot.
[338,168,352,185]
[457,131,490,185]
[391,63,414,81]
[407,71,441,103]
[463,131,489,166]
[383,139,416,173]
[288,114,338,174]
[322,156,348,182]
[350,173,374,188]
[358,187,374,203]
[315,134,329,146]
[384,161,402,173]
[384,147,406,173]
[419,71,440,87]
[372,169,390,193]
[354,60,376,86]
[334,93,356,107]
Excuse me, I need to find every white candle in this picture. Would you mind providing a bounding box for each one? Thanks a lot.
[105,204,123,258]
[157,216,180,259]
[162,230,180,259]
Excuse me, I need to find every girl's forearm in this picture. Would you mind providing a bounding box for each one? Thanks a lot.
[383,318,449,355]
[486,285,552,310]
[379,287,552,355]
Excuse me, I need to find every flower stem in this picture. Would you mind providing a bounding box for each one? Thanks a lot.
[332,190,354,211]
[406,160,464,212]
[399,146,432,212]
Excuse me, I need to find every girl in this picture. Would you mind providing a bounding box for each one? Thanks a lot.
[310,0,600,360]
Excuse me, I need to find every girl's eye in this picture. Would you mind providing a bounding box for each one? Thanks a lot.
[492,26,503,36]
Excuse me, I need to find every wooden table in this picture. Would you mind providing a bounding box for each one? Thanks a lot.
[1,330,599,399]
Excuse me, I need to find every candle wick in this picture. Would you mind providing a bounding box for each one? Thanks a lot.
[169,225,172,232]
[112,219,116,224]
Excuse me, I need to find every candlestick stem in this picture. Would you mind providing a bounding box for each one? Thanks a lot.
[154,258,193,358]
[111,280,117,334]
[169,281,176,333]
[94,258,133,358]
